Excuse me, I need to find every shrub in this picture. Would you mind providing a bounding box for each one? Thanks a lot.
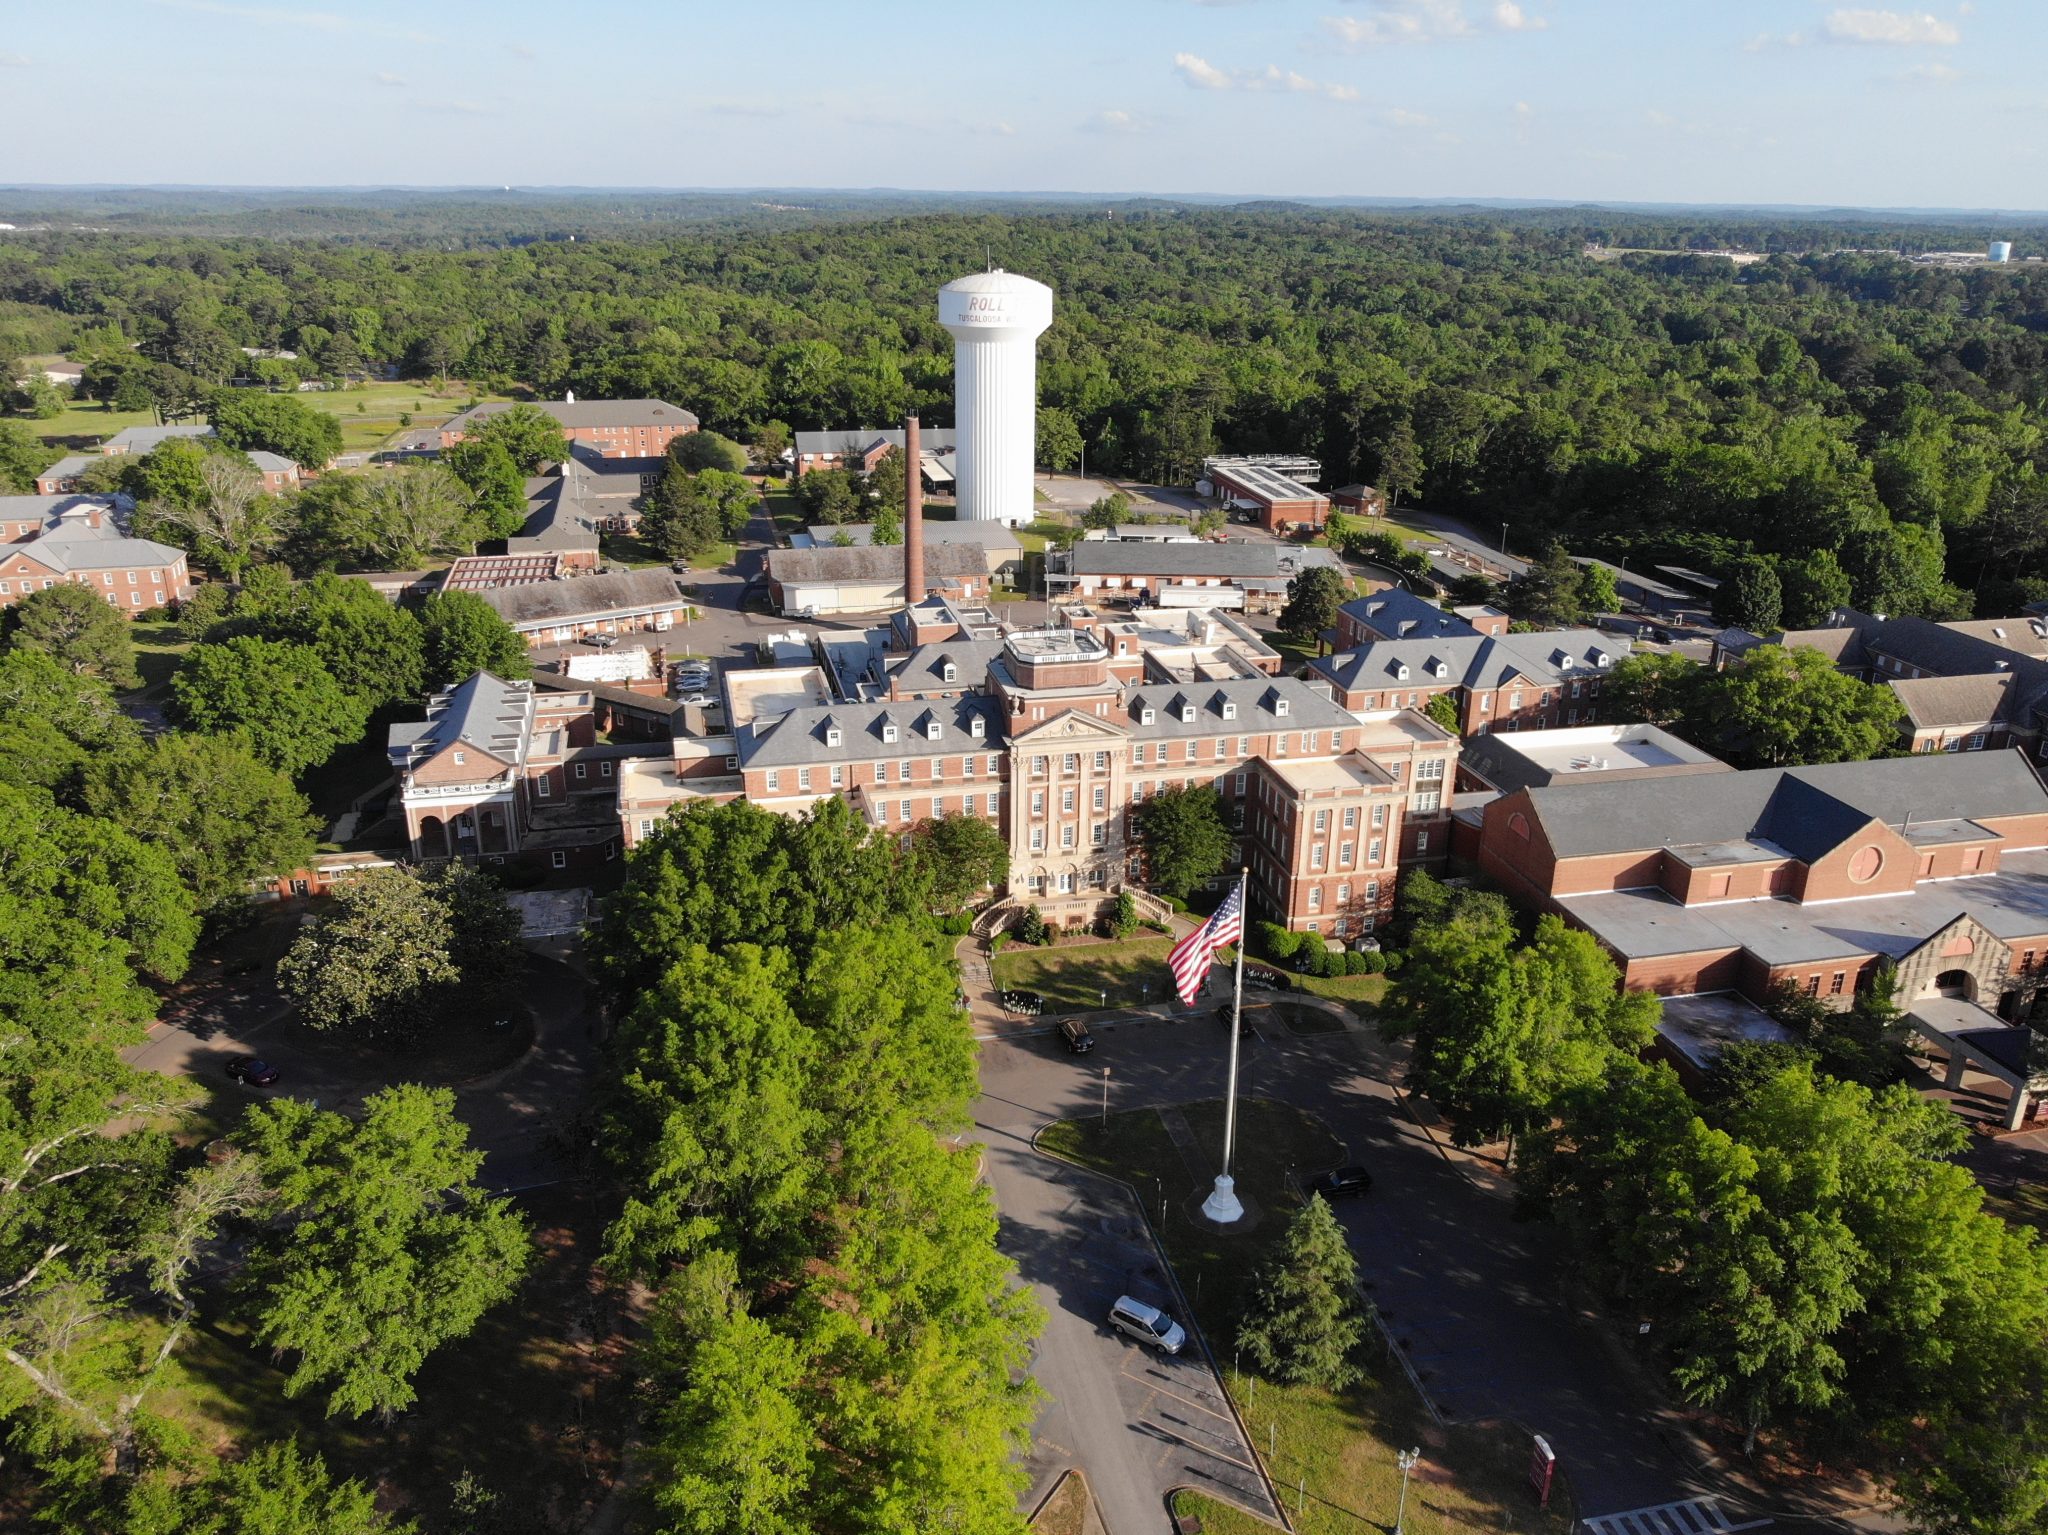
[1018,904,1048,947]
[1258,921,1303,961]
[1106,889,1139,939]
[1381,950,1403,973]
[936,911,974,936]
[1344,951,1372,976]
[990,931,1010,953]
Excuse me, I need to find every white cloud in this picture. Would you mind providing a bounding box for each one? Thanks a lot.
[1175,53,1358,99]
[374,71,406,86]
[1902,60,1962,80]
[142,0,438,45]
[1822,9,1960,45]
[1383,107,1434,127]
[1322,0,1472,48]
[1083,108,1144,134]
[1492,2,1546,31]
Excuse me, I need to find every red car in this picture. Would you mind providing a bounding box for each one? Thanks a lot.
[224,1056,280,1087]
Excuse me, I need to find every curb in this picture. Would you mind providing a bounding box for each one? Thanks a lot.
[1029,1123,1294,1534]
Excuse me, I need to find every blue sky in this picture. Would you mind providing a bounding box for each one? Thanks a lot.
[3,1,2034,208]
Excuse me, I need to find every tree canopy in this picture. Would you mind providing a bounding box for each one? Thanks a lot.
[1133,783,1233,902]
[167,634,369,777]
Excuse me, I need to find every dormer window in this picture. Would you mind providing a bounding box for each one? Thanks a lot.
[1223,702,1237,720]
[1560,656,1575,670]
[1396,664,1410,680]
[1180,704,1196,723]
[926,721,942,741]
[1141,707,1155,725]
[826,727,842,747]
[970,716,986,738]
[1595,651,1611,668]
[1432,662,1447,678]
[941,662,958,683]
[883,723,899,743]
[1275,698,1290,717]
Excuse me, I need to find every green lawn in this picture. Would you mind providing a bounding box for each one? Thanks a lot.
[991,935,1179,1012]
[124,619,192,697]
[598,530,672,569]
[1042,1099,1576,1535]
[31,380,511,455]
[1294,970,1390,1010]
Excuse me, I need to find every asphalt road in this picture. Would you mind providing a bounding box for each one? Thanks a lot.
[978,1008,1708,1525]
[981,1110,1276,1533]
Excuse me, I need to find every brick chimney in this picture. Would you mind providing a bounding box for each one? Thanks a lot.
[903,413,925,605]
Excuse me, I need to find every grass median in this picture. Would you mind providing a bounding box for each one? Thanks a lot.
[1042,1097,1574,1535]
[991,935,1180,1013]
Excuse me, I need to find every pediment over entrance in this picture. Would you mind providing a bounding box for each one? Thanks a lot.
[1899,913,2011,1004]
[1011,708,1129,744]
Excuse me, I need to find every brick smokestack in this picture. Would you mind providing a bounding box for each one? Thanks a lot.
[903,412,925,605]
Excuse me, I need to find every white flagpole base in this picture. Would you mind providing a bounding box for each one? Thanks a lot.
[1201,1173,1244,1225]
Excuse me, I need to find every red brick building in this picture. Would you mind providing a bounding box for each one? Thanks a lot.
[1472,752,2048,1017]
[1312,627,1630,735]
[0,496,190,615]
[427,398,699,459]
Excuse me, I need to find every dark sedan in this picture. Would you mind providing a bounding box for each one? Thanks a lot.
[224,1056,281,1087]
[1304,1164,1373,1198]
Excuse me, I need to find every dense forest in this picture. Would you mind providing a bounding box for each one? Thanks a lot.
[9,207,2048,613]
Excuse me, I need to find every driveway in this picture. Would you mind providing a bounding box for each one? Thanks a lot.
[129,945,601,1194]
[978,1010,1709,1523]
[980,1068,1277,1533]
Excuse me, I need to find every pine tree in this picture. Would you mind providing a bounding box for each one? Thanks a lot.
[1238,1194,1368,1388]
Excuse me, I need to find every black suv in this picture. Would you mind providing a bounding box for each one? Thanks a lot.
[1058,1017,1096,1054]
[1304,1164,1374,1198]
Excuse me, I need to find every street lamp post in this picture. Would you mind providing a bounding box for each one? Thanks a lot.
[1499,522,1509,555]
[1395,1447,1421,1535]
[1100,1066,1110,1125]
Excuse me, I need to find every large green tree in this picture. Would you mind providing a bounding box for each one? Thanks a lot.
[0,421,57,493]
[238,1086,530,1422]
[168,635,369,777]
[441,435,527,541]
[1506,543,1587,628]
[1133,783,1233,902]
[3,582,140,688]
[464,403,568,473]
[1712,554,1784,633]
[1600,649,1703,729]
[1238,1194,1368,1388]
[1277,565,1350,644]
[909,814,1010,912]
[1698,643,1905,766]
[418,589,531,684]
[83,732,318,911]
[208,390,344,469]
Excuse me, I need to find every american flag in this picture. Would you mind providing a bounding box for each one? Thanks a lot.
[1167,880,1245,1006]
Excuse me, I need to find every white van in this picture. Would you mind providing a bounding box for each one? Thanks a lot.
[1108,1295,1186,1354]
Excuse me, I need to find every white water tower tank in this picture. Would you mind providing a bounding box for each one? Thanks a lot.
[939,270,1054,526]
[1990,240,2014,263]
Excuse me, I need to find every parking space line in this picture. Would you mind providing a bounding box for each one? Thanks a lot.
[1119,1364,1238,1423]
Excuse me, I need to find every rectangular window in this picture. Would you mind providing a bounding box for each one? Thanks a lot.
[1238,736,1250,757]
[601,761,614,778]
[1184,740,1197,762]
[1807,974,1822,996]
[1092,821,1106,846]
[572,762,586,780]
[1829,972,1846,995]
[798,768,812,791]
[766,770,780,791]
[1032,755,1048,776]
[1094,751,1108,770]
[452,751,466,765]
[1372,804,1387,828]
[1314,809,1329,833]
[1343,806,1357,828]
[1215,738,1227,759]
[1093,785,1106,810]
[1365,880,1380,901]
[1031,828,1044,850]
[1062,825,1076,848]
[831,765,844,787]
[899,760,912,782]
[126,571,136,585]
[1414,790,1441,813]
[1309,886,1323,909]
[1415,830,1429,853]
[1339,842,1353,865]
[1233,773,1247,796]
[1368,840,1382,864]
[551,851,567,869]
[988,754,1000,775]
[1337,882,1350,904]
[1311,845,1326,868]
[638,818,654,837]
[1032,791,1045,815]
[1062,787,1076,813]
[1063,753,1079,775]
[536,774,552,797]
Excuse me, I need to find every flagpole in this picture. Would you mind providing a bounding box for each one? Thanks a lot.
[1201,866,1250,1226]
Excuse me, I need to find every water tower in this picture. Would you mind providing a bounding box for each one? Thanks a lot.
[1989,240,2014,263]
[939,269,1054,526]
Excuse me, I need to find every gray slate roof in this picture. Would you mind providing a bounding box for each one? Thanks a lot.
[1312,628,1628,694]
[1068,541,1291,579]
[739,693,1002,769]
[17,507,182,573]
[891,639,1005,692]
[244,450,298,473]
[389,672,534,771]
[1523,751,2048,862]
[477,569,686,629]
[1338,588,1479,642]
[100,424,215,454]
[1119,676,1357,739]
[443,398,698,433]
[800,521,1020,553]
[768,541,988,585]
[1890,673,2015,731]
[793,427,958,456]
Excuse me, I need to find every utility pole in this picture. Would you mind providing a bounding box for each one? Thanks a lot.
[1396,1447,1421,1535]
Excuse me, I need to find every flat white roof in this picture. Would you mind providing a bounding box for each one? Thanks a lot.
[1488,723,1719,777]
